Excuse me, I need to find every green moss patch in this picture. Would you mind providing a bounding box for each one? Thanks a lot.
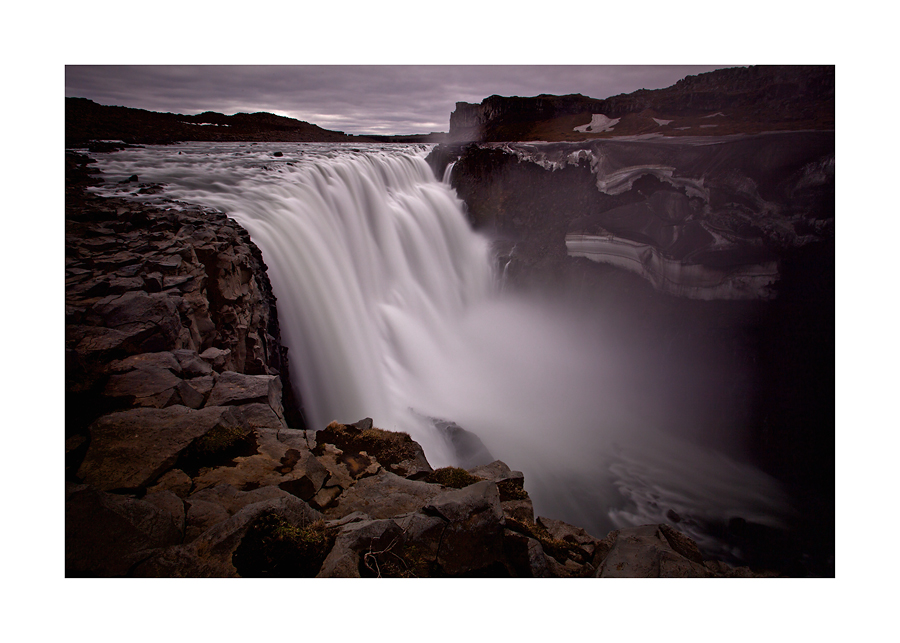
[232,511,334,577]
[315,421,419,468]
[422,467,484,488]
[497,479,530,501]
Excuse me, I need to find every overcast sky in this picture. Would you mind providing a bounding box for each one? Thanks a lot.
[65,65,726,136]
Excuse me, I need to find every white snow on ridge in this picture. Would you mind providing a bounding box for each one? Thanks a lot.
[574,114,620,133]
[652,118,673,126]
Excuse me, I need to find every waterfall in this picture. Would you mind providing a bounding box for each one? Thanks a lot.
[90,142,791,555]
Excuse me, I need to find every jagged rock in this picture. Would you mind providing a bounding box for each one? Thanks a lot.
[143,490,186,538]
[107,351,182,375]
[658,522,704,564]
[433,419,494,469]
[199,347,231,372]
[190,428,326,501]
[87,291,183,354]
[424,480,506,575]
[538,516,606,564]
[317,518,405,578]
[315,419,432,478]
[78,405,244,491]
[147,469,193,497]
[502,528,553,578]
[595,524,712,578]
[392,512,447,577]
[324,470,444,520]
[174,380,206,409]
[183,483,292,542]
[468,460,523,485]
[205,371,283,419]
[132,496,323,577]
[172,349,213,377]
[66,482,183,576]
[501,499,535,524]
[102,365,182,407]
[233,402,287,430]
[185,374,216,400]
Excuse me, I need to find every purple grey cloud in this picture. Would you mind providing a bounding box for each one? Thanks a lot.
[66,65,727,135]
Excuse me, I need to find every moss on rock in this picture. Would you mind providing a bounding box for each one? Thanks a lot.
[505,517,586,565]
[422,467,484,488]
[232,511,333,577]
[315,421,420,468]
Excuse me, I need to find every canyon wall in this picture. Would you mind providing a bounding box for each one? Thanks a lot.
[449,65,834,141]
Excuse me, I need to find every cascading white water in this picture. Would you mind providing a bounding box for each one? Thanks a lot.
[89,142,790,555]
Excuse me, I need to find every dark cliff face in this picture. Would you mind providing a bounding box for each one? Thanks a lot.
[438,132,834,279]
[65,152,307,435]
[449,65,834,142]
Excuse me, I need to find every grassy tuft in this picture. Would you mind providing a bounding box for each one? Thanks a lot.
[422,467,484,488]
[232,512,333,577]
[505,517,586,565]
[316,422,420,468]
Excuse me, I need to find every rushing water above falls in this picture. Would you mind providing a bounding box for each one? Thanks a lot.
[89,142,791,561]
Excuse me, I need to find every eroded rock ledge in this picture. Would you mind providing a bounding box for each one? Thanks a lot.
[64,151,771,578]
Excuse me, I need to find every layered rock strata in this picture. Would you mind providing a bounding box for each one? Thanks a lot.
[431,132,834,299]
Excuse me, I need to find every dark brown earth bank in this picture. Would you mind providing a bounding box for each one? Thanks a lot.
[65,151,783,578]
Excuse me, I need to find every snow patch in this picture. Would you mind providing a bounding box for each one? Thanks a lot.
[652,118,673,126]
[574,114,620,133]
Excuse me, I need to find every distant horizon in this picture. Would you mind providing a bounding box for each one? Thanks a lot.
[64,65,727,136]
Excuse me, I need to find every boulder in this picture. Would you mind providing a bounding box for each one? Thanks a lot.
[595,524,712,578]
[502,528,553,578]
[434,419,494,469]
[199,347,231,372]
[537,516,606,564]
[87,291,183,353]
[184,483,292,542]
[171,349,213,377]
[147,468,193,497]
[391,512,448,577]
[132,495,323,577]
[107,351,182,374]
[174,379,206,409]
[143,490,186,538]
[102,365,182,408]
[424,480,506,576]
[317,518,405,578]
[66,482,183,576]
[233,402,287,430]
[205,370,284,419]
[324,470,444,520]
[78,405,244,491]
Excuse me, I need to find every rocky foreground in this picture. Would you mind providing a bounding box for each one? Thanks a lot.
[65,151,772,578]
